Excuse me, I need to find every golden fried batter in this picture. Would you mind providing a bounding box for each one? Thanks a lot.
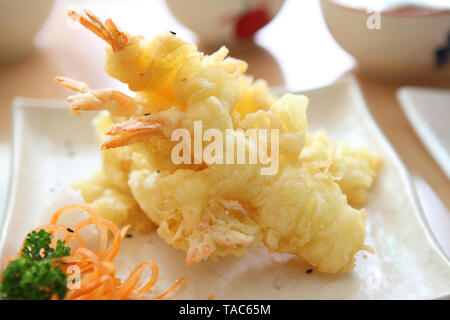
[58,10,380,273]
[300,131,381,206]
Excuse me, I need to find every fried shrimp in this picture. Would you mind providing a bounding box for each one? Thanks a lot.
[111,95,368,273]
[68,10,128,52]
[57,11,380,273]
[56,77,141,117]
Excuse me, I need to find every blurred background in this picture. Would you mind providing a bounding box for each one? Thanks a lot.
[0,0,449,252]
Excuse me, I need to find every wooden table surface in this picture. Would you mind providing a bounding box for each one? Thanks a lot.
[0,0,448,253]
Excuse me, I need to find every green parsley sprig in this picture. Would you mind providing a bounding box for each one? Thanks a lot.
[0,229,71,300]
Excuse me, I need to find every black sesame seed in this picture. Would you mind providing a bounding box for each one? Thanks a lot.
[125,234,133,238]
[306,269,313,274]
[156,170,160,174]
[170,31,176,35]
[67,228,74,233]
[144,113,151,116]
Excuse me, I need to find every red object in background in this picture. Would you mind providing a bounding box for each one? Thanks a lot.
[235,9,271,39]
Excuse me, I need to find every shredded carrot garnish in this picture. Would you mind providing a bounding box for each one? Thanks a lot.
[11,204,184,300]
[154,277,185,300]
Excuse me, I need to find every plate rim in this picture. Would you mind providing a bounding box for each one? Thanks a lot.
[0,97,72,262]
[397,86,450,180]
[304,76,450,299]
[335,77,450,264]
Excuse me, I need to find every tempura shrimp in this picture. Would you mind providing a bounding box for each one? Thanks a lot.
[56,10,377,274]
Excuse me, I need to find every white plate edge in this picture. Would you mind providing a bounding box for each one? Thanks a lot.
[345,77,449,262]
[342,77,450,299]
[0,97,70,255]
[396,87,450,180]
[0,98,25,255]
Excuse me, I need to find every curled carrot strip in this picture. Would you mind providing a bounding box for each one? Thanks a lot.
[154,277,185,300]
[8,204,184,300]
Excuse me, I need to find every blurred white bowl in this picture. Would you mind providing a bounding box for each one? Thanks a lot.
[320,0,450,78]
[165,0,285,44]
[0,0,55,61]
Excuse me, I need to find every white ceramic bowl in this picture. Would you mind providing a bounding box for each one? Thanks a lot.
[165,0,285,44]
[0,0,55,61]
[320,0,450,78]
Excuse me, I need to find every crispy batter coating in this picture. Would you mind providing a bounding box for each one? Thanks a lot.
[300,131,381,206]
[128,161,368,273]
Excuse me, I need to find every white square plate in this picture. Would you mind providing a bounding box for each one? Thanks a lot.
[397,87,450,180]
[1,77,449,299]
